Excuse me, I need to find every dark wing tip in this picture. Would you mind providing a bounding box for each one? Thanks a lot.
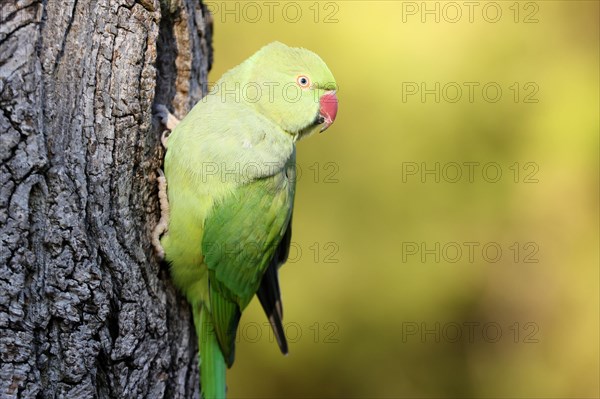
[257,278,289,355]
[269,312,289,355]
[257,219,293,355]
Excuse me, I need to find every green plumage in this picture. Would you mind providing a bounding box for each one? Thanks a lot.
[160,41,337,398]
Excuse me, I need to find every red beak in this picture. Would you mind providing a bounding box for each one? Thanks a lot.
[319,91,338,132]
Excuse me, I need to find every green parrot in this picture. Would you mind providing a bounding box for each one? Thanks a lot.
[155,42,338,398]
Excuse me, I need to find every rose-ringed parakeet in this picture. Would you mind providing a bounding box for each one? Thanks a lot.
[153,42,338,398]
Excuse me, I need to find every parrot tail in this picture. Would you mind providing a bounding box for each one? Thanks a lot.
[193,304,227,399]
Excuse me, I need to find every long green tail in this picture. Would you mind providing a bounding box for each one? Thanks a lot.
[193,304,227,399]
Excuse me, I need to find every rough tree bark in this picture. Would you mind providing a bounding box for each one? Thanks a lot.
[0,0,212,397]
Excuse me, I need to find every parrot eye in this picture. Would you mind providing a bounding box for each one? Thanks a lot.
[297,75,311,88]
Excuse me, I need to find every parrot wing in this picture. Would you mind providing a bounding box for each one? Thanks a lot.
[202,166,295,365]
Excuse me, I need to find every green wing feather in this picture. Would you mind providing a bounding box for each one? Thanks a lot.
[202,165,295,365]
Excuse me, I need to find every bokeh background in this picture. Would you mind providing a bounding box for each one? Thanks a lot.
[205,1,599,397]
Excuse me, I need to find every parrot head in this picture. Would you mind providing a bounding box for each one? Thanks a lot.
[220,41,338,138]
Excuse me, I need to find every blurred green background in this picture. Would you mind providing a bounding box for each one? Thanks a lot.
[205,1,599,397]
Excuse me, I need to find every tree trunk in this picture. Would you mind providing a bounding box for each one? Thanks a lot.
[0,0,212,397]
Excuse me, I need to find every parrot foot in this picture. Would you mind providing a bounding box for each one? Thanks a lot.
[152,168,170,260]
[153,104,178,259]
[161,130,170,149]
[155,104,180,133]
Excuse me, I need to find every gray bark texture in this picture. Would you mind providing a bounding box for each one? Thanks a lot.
[0,0,212,397]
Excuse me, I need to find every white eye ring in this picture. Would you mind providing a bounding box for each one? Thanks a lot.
[297,75,311,88]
